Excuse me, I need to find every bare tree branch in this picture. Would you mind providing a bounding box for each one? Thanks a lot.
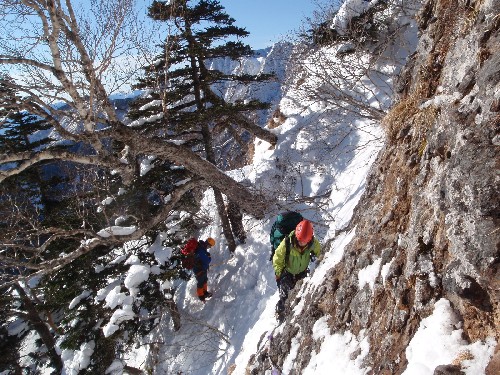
[0,57,56,72]
[0,150,120,175]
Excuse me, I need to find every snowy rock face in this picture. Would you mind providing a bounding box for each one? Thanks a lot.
[207,42,293,169]
[249,0,498,373]
[208,42,292,119]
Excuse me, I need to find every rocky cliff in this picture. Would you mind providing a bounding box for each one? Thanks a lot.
[248,0,499,373]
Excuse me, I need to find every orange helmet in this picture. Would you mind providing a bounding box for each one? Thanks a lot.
[295,220,313,243]
[207,237,215,247]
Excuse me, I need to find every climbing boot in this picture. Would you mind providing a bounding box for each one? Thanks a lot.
[275,302,285,323]
[203,291,213,299]
[275,310,285,324]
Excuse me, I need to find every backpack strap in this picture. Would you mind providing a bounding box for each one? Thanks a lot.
[284,236,315,270]
[284,236,291,267]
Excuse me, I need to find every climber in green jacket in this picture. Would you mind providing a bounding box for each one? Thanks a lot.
[273,219,321,321]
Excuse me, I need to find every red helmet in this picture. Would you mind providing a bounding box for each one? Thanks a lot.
[295,220,313,243]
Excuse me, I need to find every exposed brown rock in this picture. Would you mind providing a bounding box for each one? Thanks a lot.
[247,0,499,373]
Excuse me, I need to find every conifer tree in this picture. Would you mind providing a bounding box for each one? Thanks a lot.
[0,78,65,372]
[129,0,276,251]
[130,0,277,145]
[0,292,23,373]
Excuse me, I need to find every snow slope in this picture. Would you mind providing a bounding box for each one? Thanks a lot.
[132,82,384,375]
[99,34,387,372]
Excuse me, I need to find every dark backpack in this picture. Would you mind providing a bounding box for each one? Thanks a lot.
[180,238,198,270]
[269,211,303,261]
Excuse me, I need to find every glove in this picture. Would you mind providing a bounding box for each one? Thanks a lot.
[275,273,281,286]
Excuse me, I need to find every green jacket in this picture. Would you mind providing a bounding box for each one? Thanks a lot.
[272,231,321,276]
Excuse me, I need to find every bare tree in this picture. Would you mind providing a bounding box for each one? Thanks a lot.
[0,0,268,286]
[290,0,419,121]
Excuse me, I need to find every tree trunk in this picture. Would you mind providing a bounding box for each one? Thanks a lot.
[199,120,237,253]
[184,22,239,252]
[213,189,237,252]
[227,201,246,244]
[123,365,144,375]
[13,283,63,372]
[229,113,278,147]
[164,296,181,332]
[114,123,266,219]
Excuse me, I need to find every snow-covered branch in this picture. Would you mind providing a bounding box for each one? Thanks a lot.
[0,178,201,289]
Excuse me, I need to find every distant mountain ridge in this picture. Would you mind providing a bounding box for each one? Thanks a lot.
[207,41,294,124]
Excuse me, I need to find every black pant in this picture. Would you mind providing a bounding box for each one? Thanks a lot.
[276,269,308,314]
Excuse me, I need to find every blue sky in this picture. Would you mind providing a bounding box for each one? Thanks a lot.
[218,0,317,49]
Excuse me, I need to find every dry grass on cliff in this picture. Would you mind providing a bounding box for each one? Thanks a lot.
[460,0,485,34]
[452,350,475,366]
[384,0,464,142]
[382,88,439,142]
